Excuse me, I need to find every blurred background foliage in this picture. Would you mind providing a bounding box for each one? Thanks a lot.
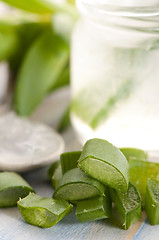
[0,0,77,129]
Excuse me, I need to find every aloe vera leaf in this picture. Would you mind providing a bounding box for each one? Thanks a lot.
[51,166,63,190]
[1,0,78,19]
[129,159,159,201]
[9,21,52,72]
[48,160,62,189]
[78,138,129,192]
[120,148,148,161]
[53,63,70,90]
[58,105,71,132]
[53,168,106,202]
[67,0,75,4]
[60,151,81,174]
[0,21,18,61]
[145,178,159,225]
[48,160,61,180]
[14,30,69,116]
[110,182,142,230]
[0,172,34,207]
[1,0,55,14]
[75,189,112,222]
[18,192,73,228]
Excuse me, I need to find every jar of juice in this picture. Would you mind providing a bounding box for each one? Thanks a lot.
[71,0,159,156]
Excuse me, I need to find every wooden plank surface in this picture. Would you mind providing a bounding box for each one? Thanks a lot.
[0,127,158,240]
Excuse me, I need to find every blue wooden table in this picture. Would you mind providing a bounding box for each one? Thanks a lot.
[0,127,159,240]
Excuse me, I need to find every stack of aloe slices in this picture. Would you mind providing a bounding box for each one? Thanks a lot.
[0,138,159,229]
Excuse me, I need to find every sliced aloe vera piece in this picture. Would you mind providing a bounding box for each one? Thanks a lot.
[145,178,159,225]
[129,159,159,201]
[0,172,34,207]
[120,148,148,161]
[51,166,63,190]
[48,160,62,189]
[60,151,81,174]
[18,192,73,228]
[110,182,141,230]
[53,168,106,202]
[0,21,18,61]
[75,189,112,222]
[48,160,61,180]
[78,139,129,192]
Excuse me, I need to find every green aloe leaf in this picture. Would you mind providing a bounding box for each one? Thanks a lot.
[1,0,55,14]
[75,190,112,222]
[52,63,70,90]
[51,166,63,190]
[0,172,34,207]
[78,138,129,192]
[120,148,148,161]
[110,182,142,230]
[18,192,73,228]
[48,160,63,189]
[129,159,159,201]
[14,30,69,116]
[60,151,81,174]
[48,160,61,180]
[1,0,77,18]
[58,105,71,132]
[9,21,52,72]
[0,21,18,61]
[145,178,159,225]
[53,168,106,202]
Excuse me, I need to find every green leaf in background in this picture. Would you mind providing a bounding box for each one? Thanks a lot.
[67,0,75,4]
[52,63,70,90]
[14,30,69,116]
[1,0,78,18]
[0,21,18,61]
[58,105,71,132]
[1,0,60,14]
[9,21,52,72]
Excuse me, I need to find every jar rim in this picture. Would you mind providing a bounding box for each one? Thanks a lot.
[78,0,159,17]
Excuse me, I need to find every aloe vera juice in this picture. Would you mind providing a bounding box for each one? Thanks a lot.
[71,20,159,153]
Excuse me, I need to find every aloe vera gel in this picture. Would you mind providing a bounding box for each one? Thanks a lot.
[71,0,159,155]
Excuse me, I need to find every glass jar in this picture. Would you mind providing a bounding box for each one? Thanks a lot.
[71,0,159,156]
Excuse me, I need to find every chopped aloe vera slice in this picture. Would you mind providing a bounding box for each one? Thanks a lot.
[60,151,81,174]
[110,182,141,230]
[18,193,73,228]
[0,172,34,207]
[51,166,63,190]
[120,148,148,161]
[145,179,159,225]
[78,139,129,192]
[75,188,112,222]
[48,160,61,180]
[48,160,62,189]
[53,168,106,202]
[129,159,159,201]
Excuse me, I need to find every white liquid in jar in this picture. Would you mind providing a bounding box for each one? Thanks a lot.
[71,21,159,154]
